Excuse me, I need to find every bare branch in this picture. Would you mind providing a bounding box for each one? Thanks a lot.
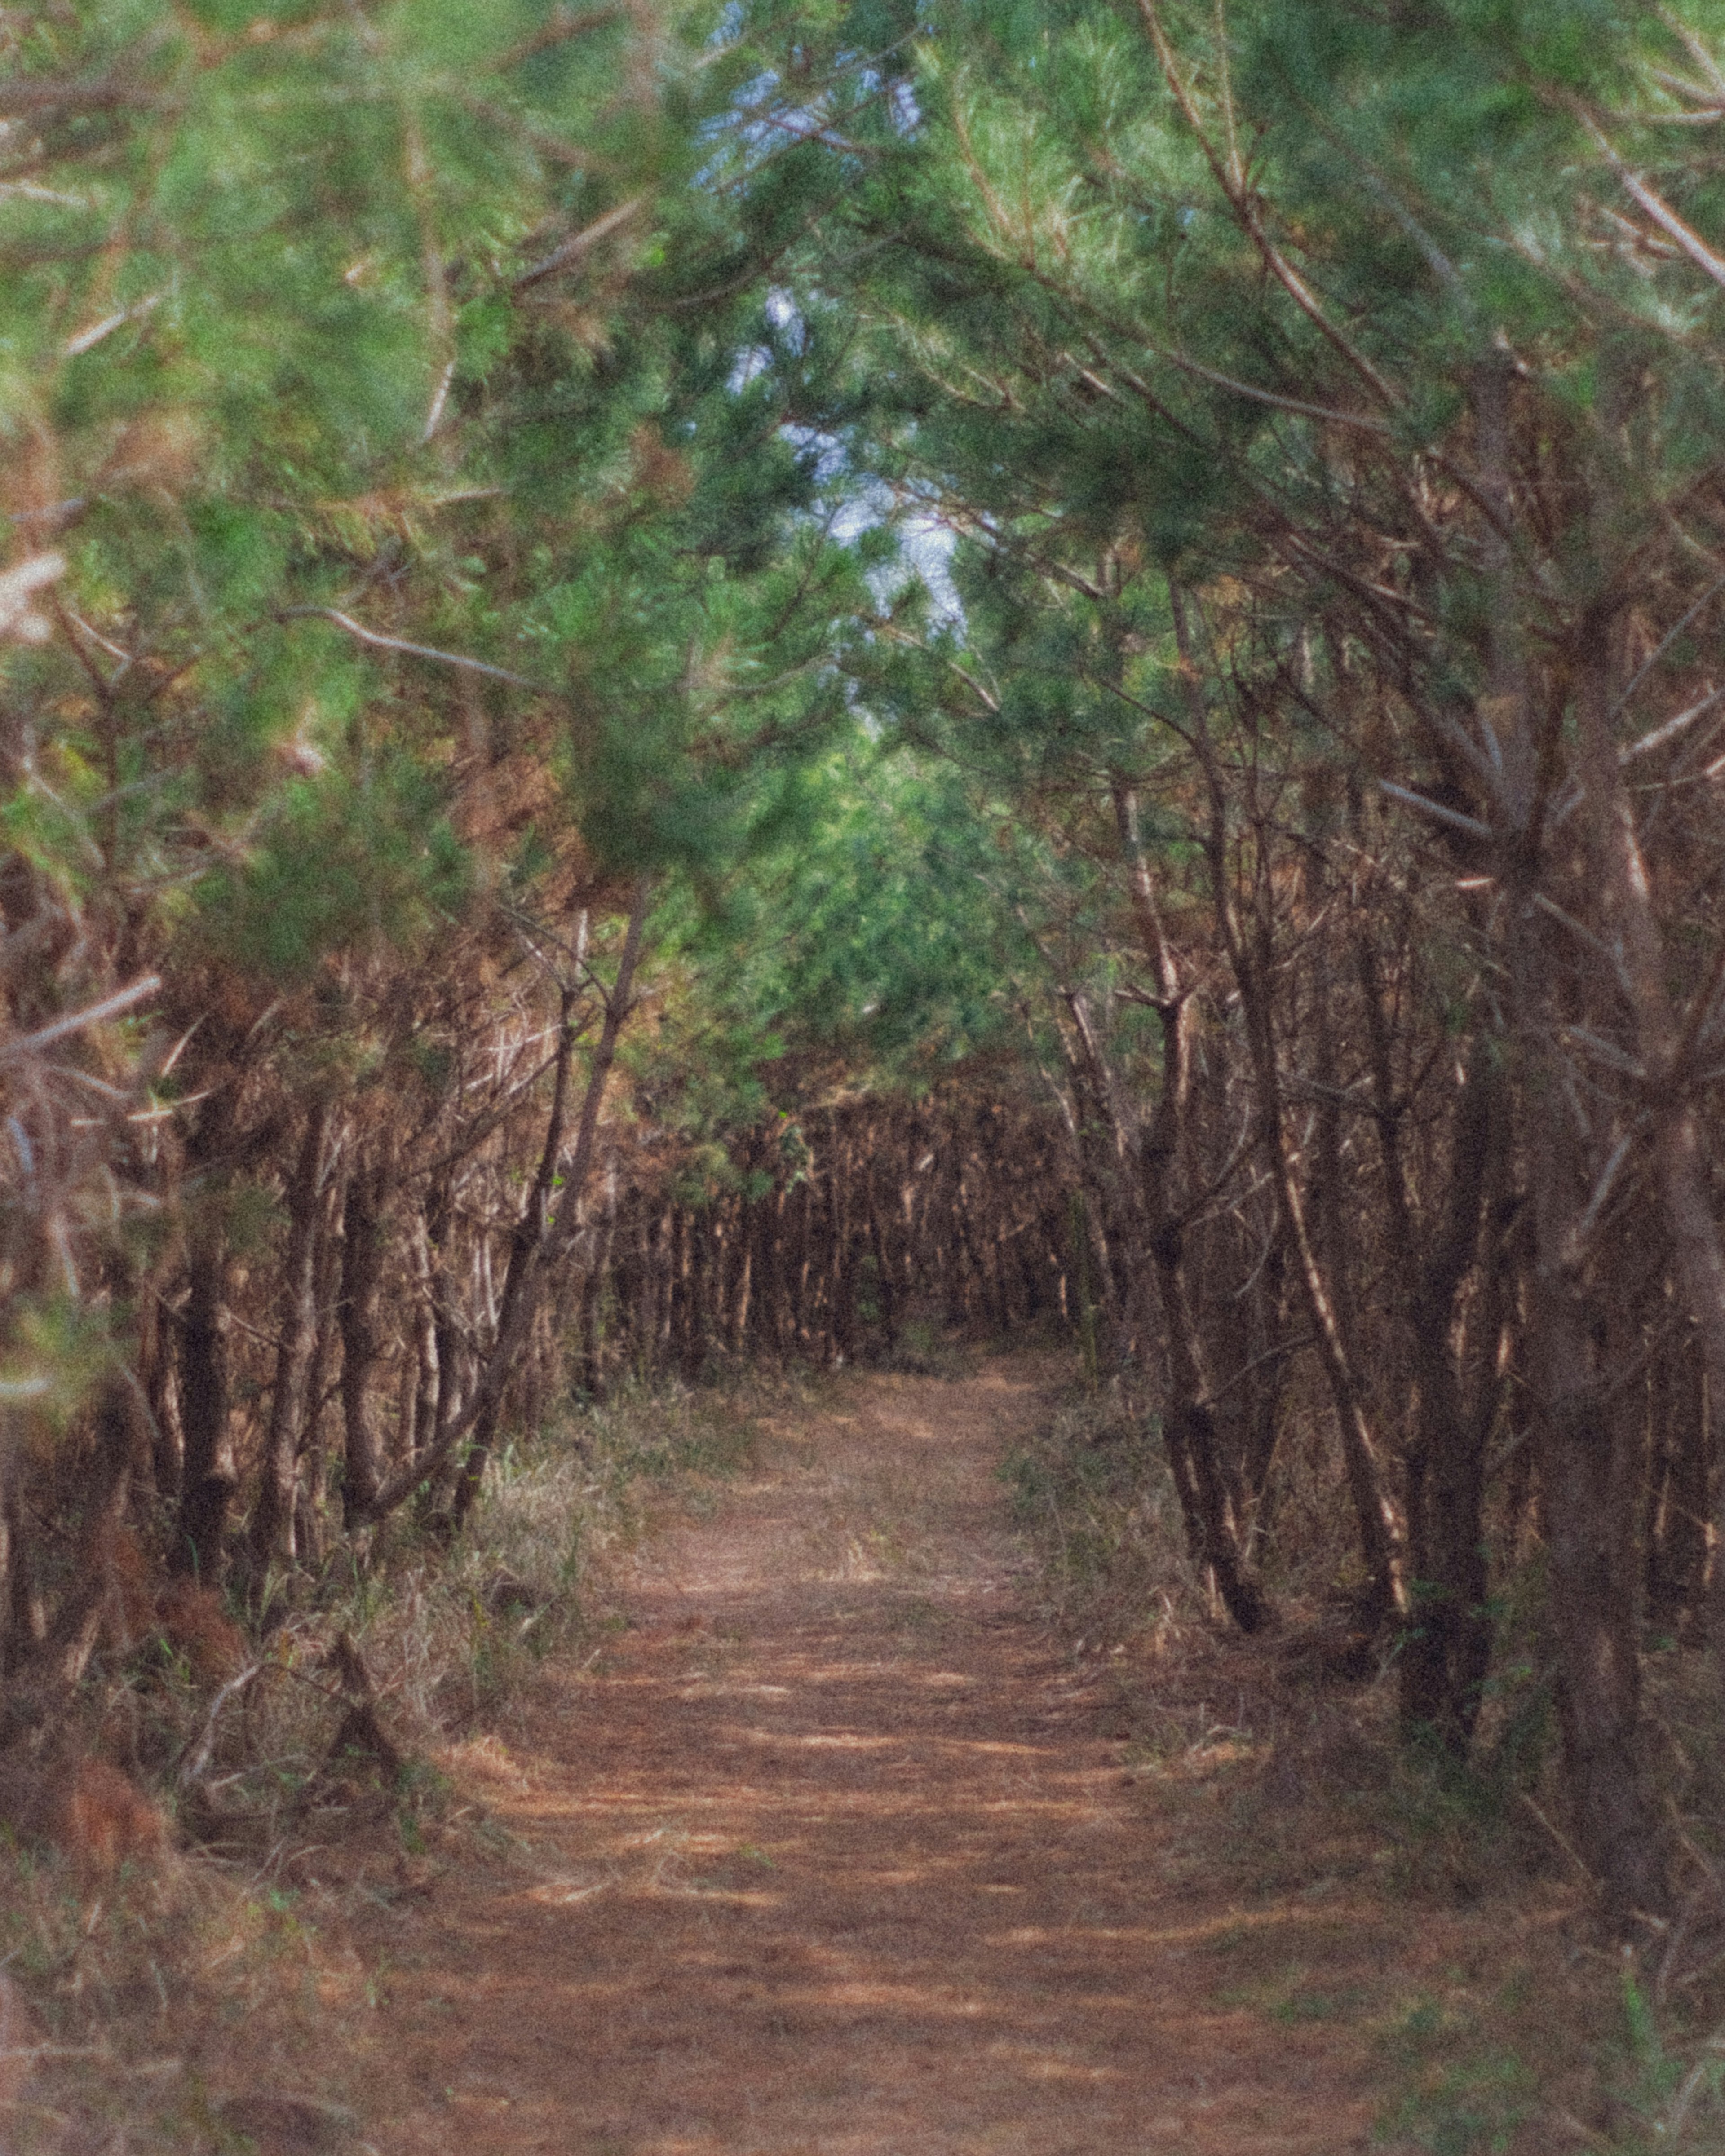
[1569,1131,1638,1261]
[1612,570,1725,719]
[513,197,645,291]
[0,975,162,1063]
[177,1661,269,1790]
[1379,782,1492,840]
[1622,682,1725,764]
[1579,106,1725,292]
[1135,0,1402,411]
[278,608,544,690]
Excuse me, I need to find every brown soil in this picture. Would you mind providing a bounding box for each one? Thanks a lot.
[335,1361,1405,2154]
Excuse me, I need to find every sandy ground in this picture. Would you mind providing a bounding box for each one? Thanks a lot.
[343,1360,1386,2155]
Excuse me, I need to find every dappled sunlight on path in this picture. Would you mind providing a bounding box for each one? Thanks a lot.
[355,1363,1378,2154]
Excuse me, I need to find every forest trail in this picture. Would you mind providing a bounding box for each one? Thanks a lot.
[349,1361,1384,2155]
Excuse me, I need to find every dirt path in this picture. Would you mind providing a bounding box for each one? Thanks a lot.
[350,1361,1383,2154]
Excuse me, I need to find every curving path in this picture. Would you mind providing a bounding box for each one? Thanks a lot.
[351,1362,1380,2155]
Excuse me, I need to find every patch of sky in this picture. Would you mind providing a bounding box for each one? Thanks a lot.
[699,70,779,140]
[766,286,805,345]
[783,421,850,493]
[770,423,960,627]
[693,70,788,188]
[728,344,772,393]
[726,288,805,393]
[901,515,961,623]
[829,470,962,626]
[696,62,952,626]
[734,287,957,625]
[845,59,920,135]
[698,28,922,193]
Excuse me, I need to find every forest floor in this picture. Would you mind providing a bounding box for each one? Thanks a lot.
[274,1352,1607,2156]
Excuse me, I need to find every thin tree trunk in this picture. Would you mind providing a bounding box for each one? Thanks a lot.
[578,1165,617,1397]
[448,985,579,1532]
[176,1219,235,1580]
[296,1168,346,1565]
[4,1379,142,1731]
[252,1101,332,1571]
[1394,1048,1501,1750]
[408,1206,439,1454]
[1575,623,1725,1673]
[2,1492,43,1674]
[1506,840,1671,1923]
[141,1281,182,1503]
[339,1140,392,1526]
[424,1177,465,1452]
[1111,777,1271,1629]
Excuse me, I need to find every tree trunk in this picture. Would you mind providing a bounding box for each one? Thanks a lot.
[176,1219,236,1580]
[340,1140,392,1526]
[140,1280,183,1503]
[359,877,650,1524]
[1574,623,1725,1676]
[578,1166,618,1397]
[1508,866,1671,1924]
[252,1101,332,1571]
[408,1206,440,1454]
[1113,776,1272,1631]
[448,986,579,1532]
[1393,1050,1502,1752]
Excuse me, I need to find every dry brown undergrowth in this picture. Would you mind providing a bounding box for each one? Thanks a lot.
[0,1372,790,2156]
[1004,1383,1725,2155]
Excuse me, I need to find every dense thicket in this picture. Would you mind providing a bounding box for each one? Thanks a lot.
[11,0,1725,1935]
